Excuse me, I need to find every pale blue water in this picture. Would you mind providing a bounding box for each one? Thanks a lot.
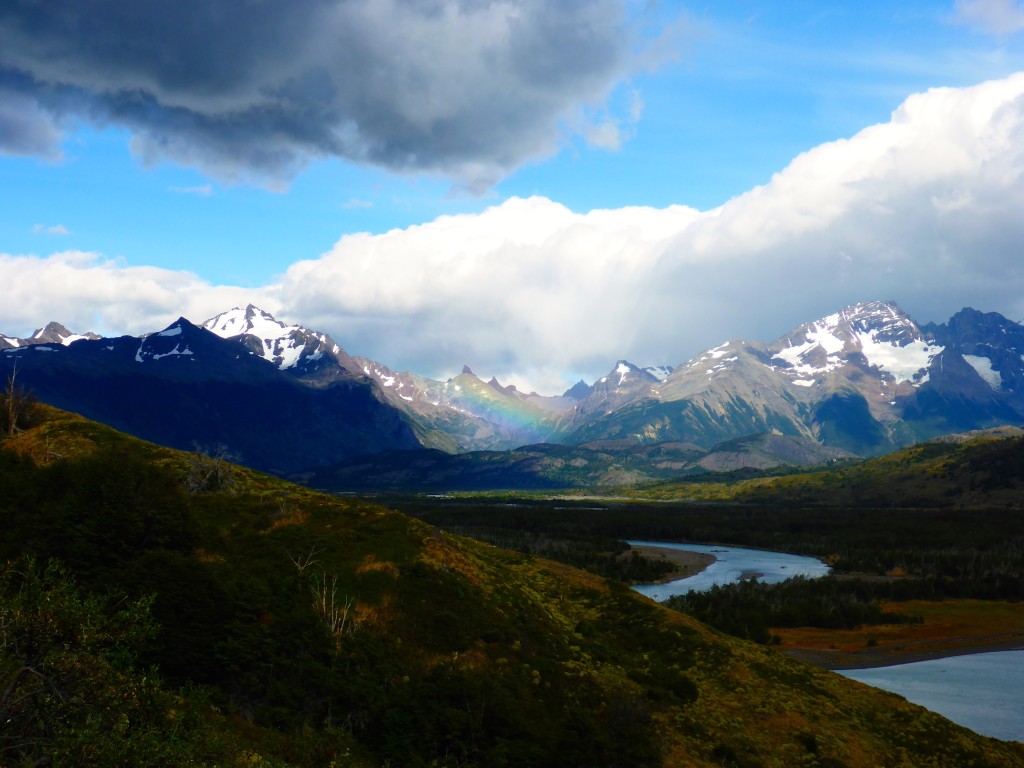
[840,650,1024,742]
[628,540,830,601]
[628,541,1024,742]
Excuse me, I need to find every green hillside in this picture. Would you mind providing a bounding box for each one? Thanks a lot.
[2,406,1022,767]
[634,431,1024,507]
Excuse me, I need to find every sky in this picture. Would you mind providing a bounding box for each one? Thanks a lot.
[3,0,1024,394]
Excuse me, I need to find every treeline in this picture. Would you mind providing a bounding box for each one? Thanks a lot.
[400,497,1024,592]
[399,496,1024,648]
[664,576,923,644]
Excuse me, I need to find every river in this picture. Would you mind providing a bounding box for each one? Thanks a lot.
[627,539,830,601]
[840,650,1024,741]
[628,539,1023,743]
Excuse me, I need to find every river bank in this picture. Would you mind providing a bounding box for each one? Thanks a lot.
[628,544,717,582]
[770,598,1024,670]
[786,637,1024,670]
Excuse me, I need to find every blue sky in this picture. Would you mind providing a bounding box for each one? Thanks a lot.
[3,1,1024,392]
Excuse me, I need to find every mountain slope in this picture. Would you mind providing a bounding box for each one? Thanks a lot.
[351,359,574,452]
[0,320,101,349]
[5,300,1024,474]
[0,317,421,474]
[566,301,1024,455]
[202,305,574,452]
[639,428,1024,507]
[308,434,851,493]
[1,406,1021,767]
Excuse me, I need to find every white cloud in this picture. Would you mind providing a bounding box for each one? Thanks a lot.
[4,75,1024,394]
[953,0,1024,35]
[31,224,71,236]
[0,251,257,337]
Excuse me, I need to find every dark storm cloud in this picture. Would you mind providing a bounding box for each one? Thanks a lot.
[0,0,641,185]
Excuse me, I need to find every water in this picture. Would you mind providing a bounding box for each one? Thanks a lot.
[840,650,1024,742]
[628,540,830,602]
[628,540,1024,742]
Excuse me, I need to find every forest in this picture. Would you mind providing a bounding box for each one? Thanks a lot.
[398,493,1024,642]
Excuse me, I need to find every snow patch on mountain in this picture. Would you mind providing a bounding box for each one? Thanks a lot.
[3,322,101,348]
[643,365,673,380]
[772,315,846,375]
[963,354,1002,390]
[856,333,942,383]
[709,342,732,360]
[769,302,942,384]
[203,304,335,371]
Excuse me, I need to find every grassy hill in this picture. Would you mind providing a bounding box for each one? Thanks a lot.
[632,430,1024,507]
[2,406,1022,766]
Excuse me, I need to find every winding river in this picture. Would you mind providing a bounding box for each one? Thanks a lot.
[627,539,830,601]
[628,540,1023,742]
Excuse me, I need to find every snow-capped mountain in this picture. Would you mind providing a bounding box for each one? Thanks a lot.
[564,301,1024,454]
[200,305,574,452]
[767,301,940,396]
[351,358,574,452]
[0,321,100,350]
[4,300,1024,472]
[202,304,361,381]
[558,361,660,434]
[0,316,420,473]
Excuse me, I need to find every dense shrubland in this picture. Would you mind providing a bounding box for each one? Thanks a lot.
[3,407,1023,766]
[403,497,1024,644]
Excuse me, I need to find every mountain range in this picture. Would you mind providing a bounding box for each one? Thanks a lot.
[2,300,1023,483]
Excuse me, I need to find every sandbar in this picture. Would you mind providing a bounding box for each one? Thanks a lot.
[629,544,716,583]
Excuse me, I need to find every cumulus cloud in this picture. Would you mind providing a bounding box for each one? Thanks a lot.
[953,0,1024,35]
[0,0,671,189]
[0,251,257,337]
[4,75,1024,394]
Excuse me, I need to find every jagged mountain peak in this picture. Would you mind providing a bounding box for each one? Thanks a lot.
[597,360,657,388]
[203,304,289,339]
[202,305,346,373]
[24,321,101,346]
[31,321,73,341]
[486,376,519,394]
[563,379,593,400]
[769,300,941,385]
[129,317,215,365]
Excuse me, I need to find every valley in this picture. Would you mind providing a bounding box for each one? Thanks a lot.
[7,8,1024,765]
[3,302,1024,765]
[2,404,1023,765]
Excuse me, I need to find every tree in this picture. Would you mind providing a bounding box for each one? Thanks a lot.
[1,363,38,438]
[0,557,160,765]
[182,444,237,494]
